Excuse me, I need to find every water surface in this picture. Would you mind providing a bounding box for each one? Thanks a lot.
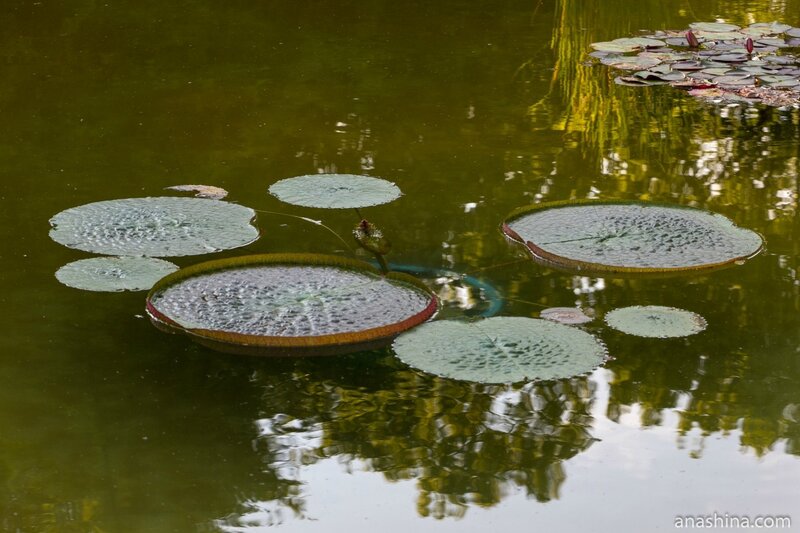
[1,1,799,531]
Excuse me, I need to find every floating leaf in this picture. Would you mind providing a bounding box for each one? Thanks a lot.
[712,53,749,62]
[749,21,793,34]
[757,38,790,48]
[666,37,691,46]
[689,22,740,33]
[56,256,178,292]
[713,75,756,85]
[614,76,653,86]
[635,69,685,82]
[591,41,639,53]
[700,67,733,76]
[165,184,228,200]
[787,27,800,38]
[605,305,707,338]
[760,75,800,87]
[502,200,764,275]
[601,55,662,70]
[146,254,438,356]
[391,317,607,384]
[540,307,594,325]
[695,31,746,41]
[671,60,705,71]
[269,174,402,209]
[49,197,259,257]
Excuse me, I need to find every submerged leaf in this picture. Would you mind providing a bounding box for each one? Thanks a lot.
[605,305,707,338]
[146,254,437,356]
[269,174,402,209]
[392,317,607,384]
[49,197,259,257]
[56,256,179,292]
[165,184,229,200]
[503,201,764,275]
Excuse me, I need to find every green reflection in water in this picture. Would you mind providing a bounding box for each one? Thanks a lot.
[1,0,800,531]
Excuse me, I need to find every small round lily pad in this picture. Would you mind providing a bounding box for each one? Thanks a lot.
[503,200,764,275]
[392,317,607,384]
[605,305,707,338]
[49,197,259,257]
[56,256,179,292]
[146,254,437,356]
[540,307,593,325]
[268,174,402,209]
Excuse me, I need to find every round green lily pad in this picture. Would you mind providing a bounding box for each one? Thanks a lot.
[49,197,259,257]
[56,256,179,292]
[503,200,764,275]
[391,317,608,384]
[268,174,402,209]
[605,305,707,338]
[146,254,438,356]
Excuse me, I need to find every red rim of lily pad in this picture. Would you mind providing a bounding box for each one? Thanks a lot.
[145,253,439,356]
[502,199,765,276]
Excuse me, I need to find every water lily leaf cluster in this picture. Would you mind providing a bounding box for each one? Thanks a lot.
[590,21,800,107]
[50,197,259,291]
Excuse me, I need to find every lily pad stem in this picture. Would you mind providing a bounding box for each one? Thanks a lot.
[253,209,353,251]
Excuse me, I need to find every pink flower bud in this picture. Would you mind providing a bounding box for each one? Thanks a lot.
[686,30,700,48]
[745,37,754,54]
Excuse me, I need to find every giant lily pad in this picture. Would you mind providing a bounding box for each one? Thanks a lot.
[146,254,438,356]
[49,197,258,257]
[391,317,607,383]
[56,256,179,292]
[502,200,764,275]
[605,305,707,338]
[269,174,402,209]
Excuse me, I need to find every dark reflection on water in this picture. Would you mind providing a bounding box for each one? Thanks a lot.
[2,0,800,531]
[216,360,596,525]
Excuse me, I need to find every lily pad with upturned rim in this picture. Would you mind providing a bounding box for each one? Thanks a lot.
[391,317,608,384]
[55,256,179,292]
[268,174,402,209]
[146,253,438,356]
[49,197,259,257]
[604,305,707,338]
[502,200,764,275]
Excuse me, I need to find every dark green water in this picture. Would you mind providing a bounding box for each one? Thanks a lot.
[2,1,800,531]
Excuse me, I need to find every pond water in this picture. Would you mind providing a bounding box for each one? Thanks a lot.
[2,0,800,531]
